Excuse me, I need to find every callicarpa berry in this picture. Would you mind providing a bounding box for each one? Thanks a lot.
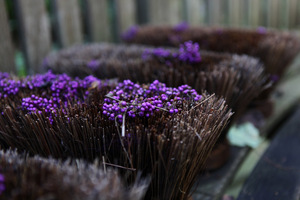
[142,41,201,64]
[103,80,202,121]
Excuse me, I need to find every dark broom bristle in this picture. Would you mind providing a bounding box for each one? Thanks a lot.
[44,43,267,127]
[0,72,232,199]
[0,149,149,200]
[122,25,300,78]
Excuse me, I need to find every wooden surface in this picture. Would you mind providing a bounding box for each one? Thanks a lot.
[185,0,206,25]
[115,0,137,35]
[85,0,112,42]
[261,55,300,135]
[15,0,51,73]
[0,0,15,73]
[238,106,300,200]
[148,0,183,25]
[192,146,250,200]
[52,0,83,47]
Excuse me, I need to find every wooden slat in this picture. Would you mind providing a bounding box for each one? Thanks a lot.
[85,0,111,42]
[287,0,298,29]
[280,0,289,29]
[52,0,83,47]
[207,0,222,25]
[228,0,242,27]
[185,0,206,25]
[148,0,183,25]
[248,0,261,27]
[267,0,280,28]
[238,106,300,200]
[136,0,149,24]
[15,0,51,73]
[241,0,250,26]
[115,0,137,36]
[0,0,15,73]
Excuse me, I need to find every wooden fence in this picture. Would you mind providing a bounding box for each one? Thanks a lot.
[1,0,300,74]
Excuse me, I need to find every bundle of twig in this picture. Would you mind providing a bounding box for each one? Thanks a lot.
[44,43,267,128]
[0,72,232,199]
[0,149,149,200]
[122,24,300,79]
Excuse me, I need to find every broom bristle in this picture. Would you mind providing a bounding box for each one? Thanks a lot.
[122,25,300,78]
[44,43,267,125]
[0,149,149,200]
[0,72,232,199]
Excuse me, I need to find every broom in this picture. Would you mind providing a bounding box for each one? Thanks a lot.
[0,149,149,200]
[0,72,232,199]
[122,24,300,80]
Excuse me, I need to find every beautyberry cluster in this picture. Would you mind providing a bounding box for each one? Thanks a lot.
[142,41,201,64]
[0,78,20,99]
[103,80,202,121]
[0,174,5,195]
[0,71,103,123]
[173,22,189,32]
[176,41,201,63]
[121,25,139,41]
[22,95,57,123]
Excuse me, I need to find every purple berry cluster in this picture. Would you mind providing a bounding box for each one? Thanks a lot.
[142,41,201,64]
[21,74,100,108]
[173,22,189,32]
[103,80,202,121]
[121,25,139,41]
[87,60,100,71]
[22,95,57,114]
[0,174,4,195]
[0,78,20,99]
[142,48,172,61]
[22,95,57,123]
[0,71,104,123]
[176,41,201,63]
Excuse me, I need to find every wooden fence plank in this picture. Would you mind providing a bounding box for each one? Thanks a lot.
[287,0,299,29]
[85,0,111,42]
[148,0,183,25]
[52,0,83,47]
[280,0,289,29]
[248,0,261,27]
[207,0,222,25]
[228,0,242,27]
[185,0,206,25]
[136,0,148,24]
[15,0,51,73]
[0,0,15,73]
[115,0,137,37]
[267,0,280,28]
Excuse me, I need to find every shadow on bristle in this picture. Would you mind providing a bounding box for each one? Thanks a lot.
[0,149,149,200]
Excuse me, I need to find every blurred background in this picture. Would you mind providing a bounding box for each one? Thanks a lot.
[1,0,300,75]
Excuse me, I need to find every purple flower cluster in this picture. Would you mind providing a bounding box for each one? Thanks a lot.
[176,41,201,63]
[142,41,201,64]
[142,48,171,60]
[121,25,139,41]
[0,71,104,123]
[22,95,57,113]
[0,174,5,195]
[22,95,57,123]
[173,22,189,32]
[257,26,267,34]
[0,78,20,99]
[103,80,202,121]
[87,60,100,71]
